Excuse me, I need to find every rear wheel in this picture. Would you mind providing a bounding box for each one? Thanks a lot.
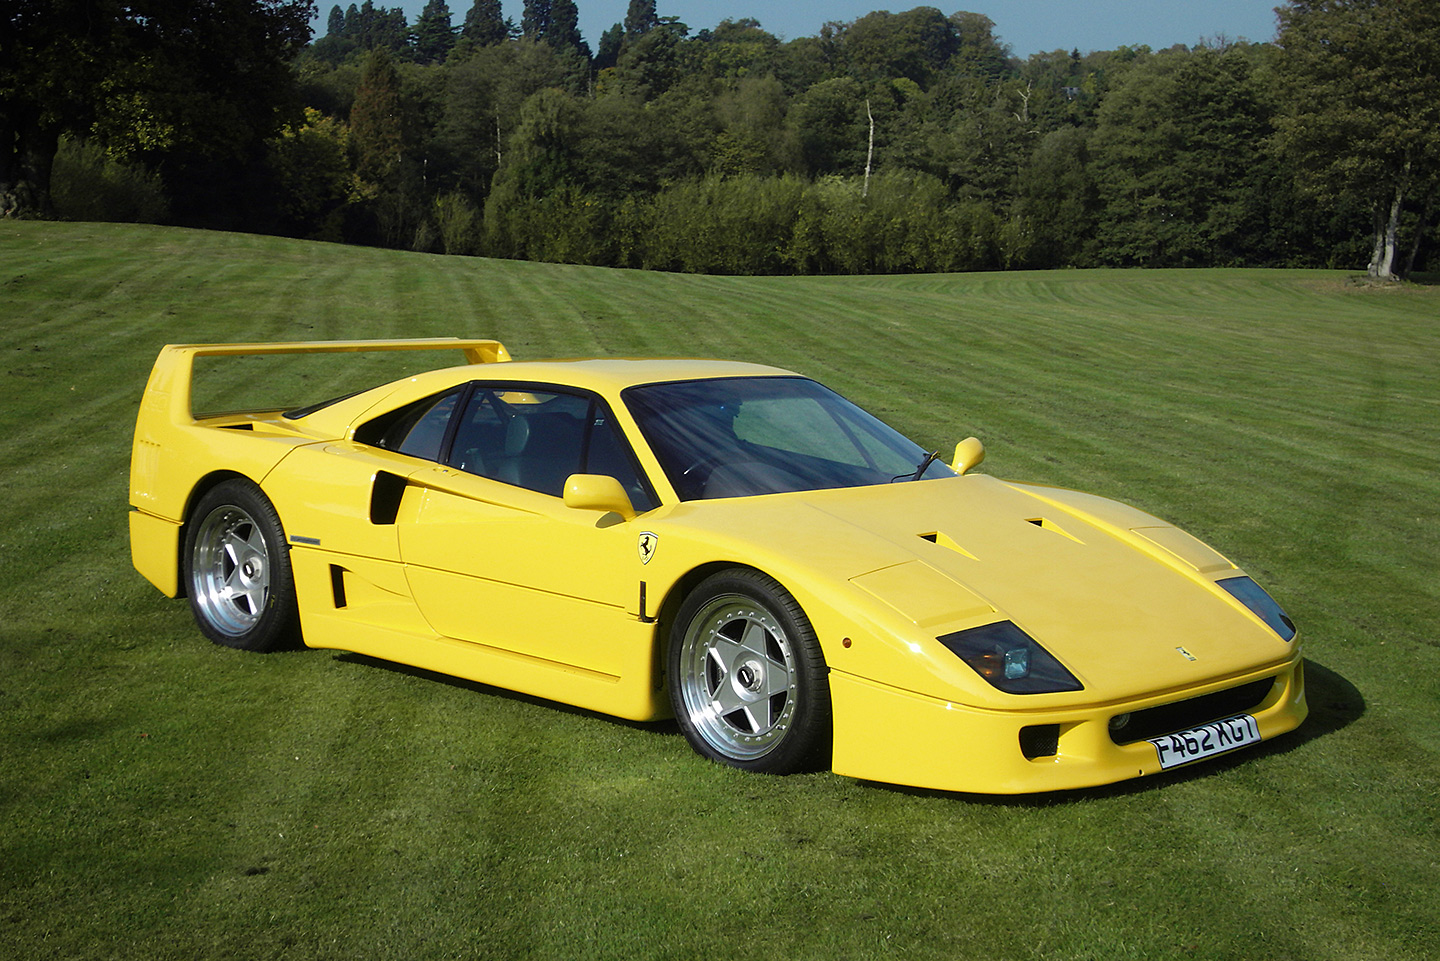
[669,569,831,773]
[184,479,299,652]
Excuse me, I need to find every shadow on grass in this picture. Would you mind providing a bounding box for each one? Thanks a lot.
[326,647,1362,806]
[859,658,1364,807]
[1342,271,1440,288]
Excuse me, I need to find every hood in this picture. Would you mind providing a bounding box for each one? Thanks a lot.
[666,474,1295,702]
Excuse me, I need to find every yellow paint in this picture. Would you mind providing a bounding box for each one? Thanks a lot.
[129,339,1308,793]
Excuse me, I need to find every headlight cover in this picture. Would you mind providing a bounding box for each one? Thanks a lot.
[938,621,1084,694]
[1218,575,1297,641]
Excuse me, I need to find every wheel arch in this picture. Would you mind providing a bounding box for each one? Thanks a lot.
[172,470,267,598]
[651,561,773,666]
[649,558,858,664]
[658,561,834,772]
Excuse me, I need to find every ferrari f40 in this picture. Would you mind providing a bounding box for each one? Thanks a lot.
[129,339,1307,793]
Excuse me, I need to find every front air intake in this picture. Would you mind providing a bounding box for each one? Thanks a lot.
[1108,678,1275,745]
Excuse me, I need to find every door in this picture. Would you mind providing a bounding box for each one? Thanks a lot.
[394,384,658,676]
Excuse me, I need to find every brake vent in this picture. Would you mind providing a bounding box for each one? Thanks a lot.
[919,531,978,561]
[1026,517,1084,544]
[1020,724,1060,759]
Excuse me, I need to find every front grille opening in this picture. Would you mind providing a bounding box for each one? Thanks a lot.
[1020,724,1060,759]
[1109,678,1275,745]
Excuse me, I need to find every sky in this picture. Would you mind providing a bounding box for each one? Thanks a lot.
[318,1,1285,58]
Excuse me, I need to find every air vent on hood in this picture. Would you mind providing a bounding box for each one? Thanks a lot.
[919,531,979,561]
[1026,517,1085,545]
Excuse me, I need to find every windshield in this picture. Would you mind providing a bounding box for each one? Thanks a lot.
[624,376,955,500]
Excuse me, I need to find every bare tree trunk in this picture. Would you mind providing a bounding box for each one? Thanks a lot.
[1369,185,1404,280]
[1368,208,1385,276]
[863,99,874,199]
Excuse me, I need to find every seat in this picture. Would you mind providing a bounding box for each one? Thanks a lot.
[499,412,583,496]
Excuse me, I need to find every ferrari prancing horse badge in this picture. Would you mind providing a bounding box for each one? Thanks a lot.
[637,531,658,565]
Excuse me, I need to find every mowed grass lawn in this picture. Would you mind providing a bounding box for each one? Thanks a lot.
[2,221,1437,961]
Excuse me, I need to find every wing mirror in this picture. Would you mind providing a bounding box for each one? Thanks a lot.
[951,436,985,475]
[563,474,637,521]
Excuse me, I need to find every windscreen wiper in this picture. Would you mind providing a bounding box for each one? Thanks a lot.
[893,450,941,483]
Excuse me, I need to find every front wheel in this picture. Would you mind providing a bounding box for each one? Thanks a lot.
[668,569,831,773]
[183,479,299,652]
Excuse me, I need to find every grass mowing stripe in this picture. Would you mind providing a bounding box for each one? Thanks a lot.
[3,221,1439,961]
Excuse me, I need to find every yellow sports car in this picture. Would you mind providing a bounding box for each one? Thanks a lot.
[129,338,1306,793]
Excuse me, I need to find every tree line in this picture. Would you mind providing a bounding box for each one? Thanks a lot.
[4,1,1436,279]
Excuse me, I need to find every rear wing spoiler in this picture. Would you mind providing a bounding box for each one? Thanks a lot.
[138,337,511,424]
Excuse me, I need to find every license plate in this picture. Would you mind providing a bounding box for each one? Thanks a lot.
[1149,714,1261,770]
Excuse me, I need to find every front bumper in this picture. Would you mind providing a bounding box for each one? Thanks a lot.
[829,657,1307,794]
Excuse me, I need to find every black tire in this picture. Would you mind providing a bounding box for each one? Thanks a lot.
[183,479,299,652]
[668,568,831,773]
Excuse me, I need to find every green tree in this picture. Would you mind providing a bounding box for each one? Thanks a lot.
[521,0,551,41]
[546,0,588,59]
[920,75,1036,205]
[438,37,585,199]
[1274,0,1440,278]
[574,95,675,195]
[841,7,960,87]
[347,1,410,53]
[2,0,312,219]
[1012,126,1098,267]
[789,77,868,175]
[625,0,659,38]
[1089,45,1274,266]
[268,107,353,237]
[711,76,794,176]
[611,20,689,100]
[413,0,457,65]
[311,4,357,62]
[686,18,782,80]
[350,48,404,194]
[949,11,1011,80]
[460,0,509,46]
[497,87,585,196]
[595,23,625,71]
[484,86,587,256]
[2,0,113,217]
[432,189,481,253]
[50,135,170,223]
[641,174,805,274]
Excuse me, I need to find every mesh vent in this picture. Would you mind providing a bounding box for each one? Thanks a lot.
[1110,678,1275,745]
[1020,724,1060,759]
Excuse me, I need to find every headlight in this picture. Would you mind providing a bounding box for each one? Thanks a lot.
[1218,576,1296,641]
[938,621,1084,694]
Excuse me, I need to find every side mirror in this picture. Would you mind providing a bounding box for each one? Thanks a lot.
[563,473,637,521]
[951,436,985,475]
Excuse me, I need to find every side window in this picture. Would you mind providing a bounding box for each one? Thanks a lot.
[446,390,509,475]
[445,386,657,510]
[447,389,587,497]
[355,388,463,462]
[584,407,657,513]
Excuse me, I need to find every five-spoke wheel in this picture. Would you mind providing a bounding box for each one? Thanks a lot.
[669,569,830,773]
[184,479,298,652]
